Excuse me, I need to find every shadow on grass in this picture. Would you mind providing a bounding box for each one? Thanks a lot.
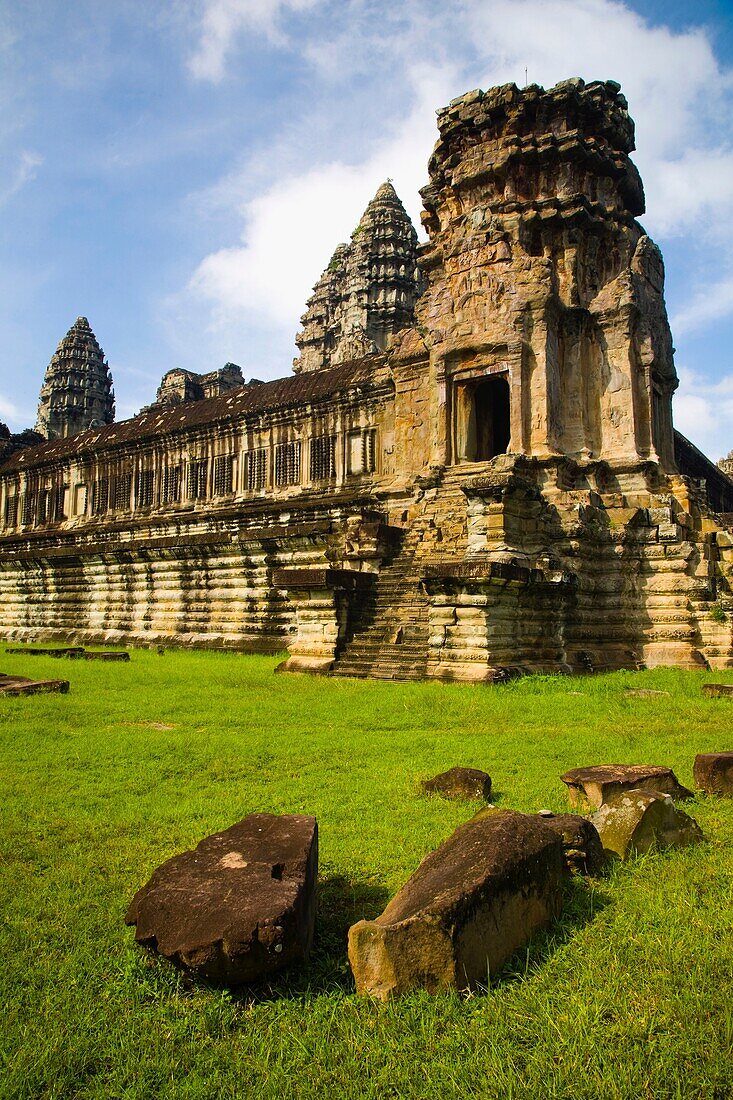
[219,872,391,1004]
[486,873,613,991]
[171,871,610,1005]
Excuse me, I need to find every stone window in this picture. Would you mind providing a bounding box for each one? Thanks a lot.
[37,489,51,525]
[310,435,337,481]
[213,454,234,496]
[162,465,180,504]
[21,491,36,526]
[187,459,209,500]
[73,484,87,516]
[91,478,109,515]
[4,494,18,527]
[53,484,67,520]
[136,470,154,508]
[347,428,377,475]
[113,473,132,511]
[274,441,301,486]
[245,449,267,491]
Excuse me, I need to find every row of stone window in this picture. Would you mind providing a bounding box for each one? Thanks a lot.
[2,429,377,528]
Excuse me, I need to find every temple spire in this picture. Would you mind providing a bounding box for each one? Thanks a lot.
[35,317,115,440]
[294,181,422,374]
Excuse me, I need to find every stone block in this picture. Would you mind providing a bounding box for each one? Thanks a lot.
[535,812,606,875]
[693,752,733,796]
[560,764,693,811]
[347,811,564,999]
[0,673,69,696]
[591,789,704,859]
[421,766,492,801]
[702,683,733,699]
[126,813,318,985]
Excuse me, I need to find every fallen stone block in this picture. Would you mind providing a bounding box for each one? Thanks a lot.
[624,689,670,698]
[702,683,733,699]
[693,752,733,797]
[536,812,606,875]
[0,673,69,696]
[560,764,693,811]
[347,810,564,1000]
[83,651,130,662]
[126,813,318,986]
[591,789,704,860]
[421,766,492,801]
[5,646,85,658]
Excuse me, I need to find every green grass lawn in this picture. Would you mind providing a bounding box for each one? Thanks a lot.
[2,649,733,1100]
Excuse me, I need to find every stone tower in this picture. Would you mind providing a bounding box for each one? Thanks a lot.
[294,181,422,373]
[36,317,115,440]
[399,78,678,473]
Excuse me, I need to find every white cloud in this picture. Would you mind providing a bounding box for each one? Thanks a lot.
[178,0,733,377]
[672,277,733,339]
[0,150,42,208]
[674,368,733,460]
[187,63,453,332]
[0,392,32,430]
[188,0,321,81]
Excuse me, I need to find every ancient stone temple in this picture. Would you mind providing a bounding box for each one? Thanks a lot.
[2,78,733,680]
[35,317,114,440]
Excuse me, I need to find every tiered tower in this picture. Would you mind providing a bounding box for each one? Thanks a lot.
[294,181,422,373]
[397,78,678,473]
[36,317,115,440]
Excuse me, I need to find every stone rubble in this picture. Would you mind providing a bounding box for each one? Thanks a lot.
[0,672,69,695]
[347,810,564,999]
[560,764,693,811]
[591,789,704,860]
[533,812,606,876]
[126,813,318,986]
[693,752,733,797]
[421,766,492,801]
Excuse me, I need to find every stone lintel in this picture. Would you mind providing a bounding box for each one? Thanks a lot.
[272,567,373,591]
[423,560,539,585]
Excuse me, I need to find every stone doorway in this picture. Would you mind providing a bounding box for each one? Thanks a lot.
[456,374,511,462]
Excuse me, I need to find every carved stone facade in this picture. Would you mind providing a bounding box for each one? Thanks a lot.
[2,79,733,680]
[35,317,115,440]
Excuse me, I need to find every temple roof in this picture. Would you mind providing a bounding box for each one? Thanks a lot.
[2,355,389,473]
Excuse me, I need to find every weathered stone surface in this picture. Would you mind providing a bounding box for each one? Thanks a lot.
[560,764,693,811]
[702,683,733,699]
[422,766,492,801]
[591,789,704,859]
[126,813,318,985]
[83,651,130,662]
[693,752,733,796]
[347,810,564,999]
[535,813,606,875]
[0,673,69,695]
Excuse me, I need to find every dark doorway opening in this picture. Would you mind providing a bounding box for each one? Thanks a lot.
[459,374,511,461]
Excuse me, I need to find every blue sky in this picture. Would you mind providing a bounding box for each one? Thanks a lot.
[2,0,733,459]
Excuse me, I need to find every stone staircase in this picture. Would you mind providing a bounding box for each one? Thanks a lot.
[331,529,432,680]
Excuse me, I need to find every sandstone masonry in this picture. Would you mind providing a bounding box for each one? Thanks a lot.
[2,79,733,680]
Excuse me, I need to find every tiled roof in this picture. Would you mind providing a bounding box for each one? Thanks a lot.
[1,357,387,473]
